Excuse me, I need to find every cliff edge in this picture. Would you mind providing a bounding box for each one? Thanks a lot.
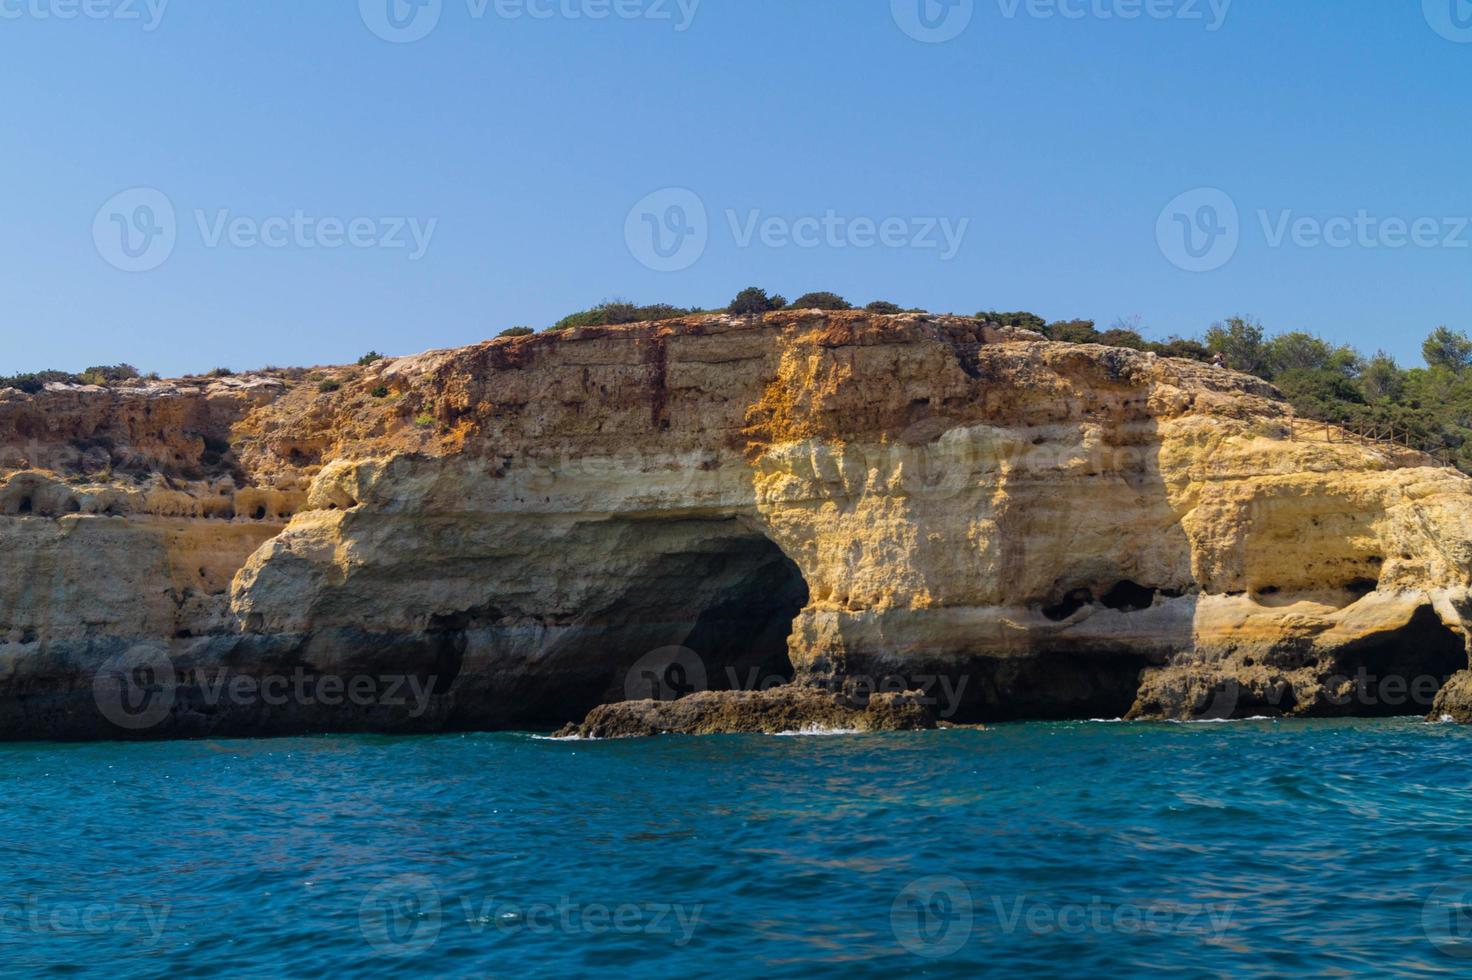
[4,311,1472,738]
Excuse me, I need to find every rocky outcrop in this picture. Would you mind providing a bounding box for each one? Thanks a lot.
[4,311,1472,739]
[552,688,938,739]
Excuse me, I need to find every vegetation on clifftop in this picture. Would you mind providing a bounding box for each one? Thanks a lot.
[540,293,1472,471]
[8,291,1472,472]
[983,310,1472,472]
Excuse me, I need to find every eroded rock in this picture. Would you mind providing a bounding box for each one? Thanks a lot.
[3,311,1471,738]
[552,686,937,739]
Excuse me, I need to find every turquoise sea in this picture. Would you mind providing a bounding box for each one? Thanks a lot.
[7,719,1472,977]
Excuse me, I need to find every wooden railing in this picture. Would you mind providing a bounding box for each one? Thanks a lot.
[1287,414,1458,470]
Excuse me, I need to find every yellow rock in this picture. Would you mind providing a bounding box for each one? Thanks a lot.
[3,311,1471,736]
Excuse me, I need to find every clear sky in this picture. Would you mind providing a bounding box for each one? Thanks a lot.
[3,0,1470,375]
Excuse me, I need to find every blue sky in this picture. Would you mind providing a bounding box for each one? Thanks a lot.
[3,0,1471,375]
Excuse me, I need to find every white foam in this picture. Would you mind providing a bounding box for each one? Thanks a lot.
[769,726,865,737]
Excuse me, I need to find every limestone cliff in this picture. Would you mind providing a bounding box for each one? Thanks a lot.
[4,311,1472,739]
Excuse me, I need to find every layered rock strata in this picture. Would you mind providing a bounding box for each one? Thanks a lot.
[3,311,1471,739]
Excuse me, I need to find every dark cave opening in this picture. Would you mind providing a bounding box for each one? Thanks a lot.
[944,650,1160,724]
[497,524,810,730]
[676,536,808,693]
[1316,605,1468,717]
[1042,588,1094,622]
[1099,580,1159,612]
[605,529,807,697]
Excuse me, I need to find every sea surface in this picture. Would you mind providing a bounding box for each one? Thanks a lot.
[6,719,1472,977]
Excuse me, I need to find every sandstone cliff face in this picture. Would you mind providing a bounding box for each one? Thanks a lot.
[3,312,1471,738]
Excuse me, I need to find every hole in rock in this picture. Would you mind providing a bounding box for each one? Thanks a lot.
[1317,605,1467,717]
[1043,588,1093,622]
[947,649,1160,724]
[17,497,32,515]
[1100,580,1158,612]
[504,522,810,730]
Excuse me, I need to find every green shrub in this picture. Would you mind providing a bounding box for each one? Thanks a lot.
[1044,319,1101,344]
[1203,316,1271,376]
[370,385,390,398]
[208,367,234,378]
[789,292,852,311]
[318,379,342,393]
[1095,329,1149,351]
[865,301,903,314]
[551,301,696,332]
[0,370,79,394]
[82,364,140,384]
[414,413,436,428]
[498,326,535,338]
[978,311,1047,332]
[727,287,787,316]
[1147,336,1212,362]
[357,351,384,366]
